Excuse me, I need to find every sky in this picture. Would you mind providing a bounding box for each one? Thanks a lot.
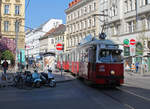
[25,0,73,29]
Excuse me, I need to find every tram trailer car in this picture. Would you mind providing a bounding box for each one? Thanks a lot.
[57,39,124,86]
[56,55,61,69]
[62,53,70,71]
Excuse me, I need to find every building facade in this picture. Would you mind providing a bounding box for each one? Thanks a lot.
[53,24,66,52]
[65,0,101,51]
[0,0,25,50]
[99,0,150,72]
[39,28,56,54]
[25,19,62,60]
[39,24,66,55]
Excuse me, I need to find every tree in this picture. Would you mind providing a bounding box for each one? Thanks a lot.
[1,50,14,60]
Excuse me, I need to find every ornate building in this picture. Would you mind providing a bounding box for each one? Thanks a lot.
[65,0,101,51]
[0,0,25,50]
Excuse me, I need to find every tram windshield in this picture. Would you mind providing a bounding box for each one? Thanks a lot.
[99,49,123,63]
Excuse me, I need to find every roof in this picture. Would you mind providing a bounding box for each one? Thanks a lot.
[39,28,55,40]
[39,24,66,40]
[52,24,66,36]
[44,28,56,37]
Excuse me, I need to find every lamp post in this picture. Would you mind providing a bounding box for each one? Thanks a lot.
[15,22,19,72]
[15,19,21,72]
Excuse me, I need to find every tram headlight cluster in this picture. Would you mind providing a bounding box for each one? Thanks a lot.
[110,70,115,75]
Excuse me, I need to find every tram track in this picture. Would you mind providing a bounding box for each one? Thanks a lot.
[117,86,150,102]
[100,85,150,109]
[101,89,136,109]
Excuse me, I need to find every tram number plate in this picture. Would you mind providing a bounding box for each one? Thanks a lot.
[99,65,105,72]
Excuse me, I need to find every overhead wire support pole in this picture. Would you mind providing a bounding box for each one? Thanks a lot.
[135,0,138,22]
[15,19,19,73]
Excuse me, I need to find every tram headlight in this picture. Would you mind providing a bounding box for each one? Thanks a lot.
[110,70,115,75]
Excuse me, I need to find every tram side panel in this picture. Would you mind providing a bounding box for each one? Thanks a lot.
[78,48,89,79]
[66,53,70,71]
[88,47,97,81]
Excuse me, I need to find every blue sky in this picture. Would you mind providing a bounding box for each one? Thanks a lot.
[25,0,73,29]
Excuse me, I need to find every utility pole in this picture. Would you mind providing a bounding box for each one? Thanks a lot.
[15,21,18,72]
[15,19,20,72]
[135,0,138,22]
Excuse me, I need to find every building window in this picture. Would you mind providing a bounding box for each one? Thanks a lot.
[4,5,9,14]
[94,2,96,10]
[109,0,118,17]
[4,21,9,32]
[89,5,92,12]
[77,11,80,18]
[93,17,96,27]
[88,18,92,27]
[81,8,83,16]
[15,21,19,32]
[15,5,20,15]
[127,20,136,33]
[140,0,150,6]
[125,0,136,13]
[51,39,54,44]
[147,16,150,29]
[84,7,87,14]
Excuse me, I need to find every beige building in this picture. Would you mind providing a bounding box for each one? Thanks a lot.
[39,28,56,54]
[53,24,66,51]
[65,0,101,51]
[0,0,25,49]
[99,0,150,72]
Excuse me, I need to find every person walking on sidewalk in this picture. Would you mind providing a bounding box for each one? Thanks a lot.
[2,59,8,74]
[135,62,139,73]
[131,63,136,72]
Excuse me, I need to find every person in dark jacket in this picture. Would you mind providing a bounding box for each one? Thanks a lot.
[2,59,9,74]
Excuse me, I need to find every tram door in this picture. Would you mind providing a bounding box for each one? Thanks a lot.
[88,46,96,80]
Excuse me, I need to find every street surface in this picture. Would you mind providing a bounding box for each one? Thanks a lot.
[0,71,150,109]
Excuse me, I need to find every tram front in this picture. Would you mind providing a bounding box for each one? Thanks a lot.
[95,43,124,86]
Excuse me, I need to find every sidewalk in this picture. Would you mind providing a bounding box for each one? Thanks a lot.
[124,70,150,79]
[53,70,76,83]
[0,69,76,87]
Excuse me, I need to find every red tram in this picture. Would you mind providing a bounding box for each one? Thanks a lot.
[56,38,124,86]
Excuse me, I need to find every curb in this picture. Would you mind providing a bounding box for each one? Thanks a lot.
[56,78,76,83]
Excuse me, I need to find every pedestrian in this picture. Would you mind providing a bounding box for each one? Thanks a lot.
[26,63,28,70]
[135,62,139,73]
[2,59,9,75]
[144,64,148,72]
[131,63,136,72]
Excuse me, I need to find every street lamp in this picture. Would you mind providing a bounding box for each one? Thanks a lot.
[15,18,21,72]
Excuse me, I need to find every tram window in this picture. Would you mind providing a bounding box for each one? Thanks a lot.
[112,50,122,62]
[99,49,122,62]
[99,50,111,62]
[84,48,88,62]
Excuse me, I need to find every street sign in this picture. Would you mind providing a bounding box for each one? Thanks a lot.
[56,43,63,50]
[130,39,136,45]
[130,45,135,56]
[123,39,129,45]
